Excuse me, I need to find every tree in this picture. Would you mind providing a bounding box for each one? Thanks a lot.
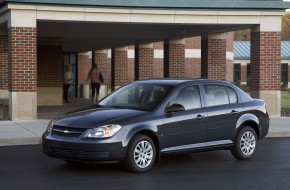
[234,11,290,41]
[282,11,290,40]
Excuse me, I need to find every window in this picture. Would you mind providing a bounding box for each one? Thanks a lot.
[100,83,172,110]
[227,87,238,104]
[204,85,229,107]
[168,85,201,110]
[281,64,288,85]
[233,64,241,83]
[247,63,251,85]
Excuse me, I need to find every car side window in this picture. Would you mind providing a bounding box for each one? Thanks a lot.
[204,85,229,107]
[227,87,238,104]
[168,85,201,110]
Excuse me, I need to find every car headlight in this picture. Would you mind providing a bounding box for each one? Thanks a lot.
[46,120,54,133]
[87,124,122,138]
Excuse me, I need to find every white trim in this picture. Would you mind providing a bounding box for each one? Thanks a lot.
[185,49,201,58]
[9,9,36,27]
[154,50,164,59]
[127,49,134,59]
[226,52,233,60]
[107,49,112,59]
[234,60,249,66]
[281,60,290,65]
[252,16,282,32]
[1,5,285,28]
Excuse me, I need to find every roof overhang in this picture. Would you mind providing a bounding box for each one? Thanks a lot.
[0,0,290,10]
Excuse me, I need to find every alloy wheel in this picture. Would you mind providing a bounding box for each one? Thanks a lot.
[240,131,256,156]
[134,141,154,169]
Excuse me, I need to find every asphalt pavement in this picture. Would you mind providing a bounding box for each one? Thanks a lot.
[0,138,289,190]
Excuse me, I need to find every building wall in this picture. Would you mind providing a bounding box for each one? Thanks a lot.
[0,29,8,98]
[128,45,135,82]
[185,37,201,78]
[153,42,164,78]
[37,46,63,105]
[8,27,38,120]
[78,52,91,98]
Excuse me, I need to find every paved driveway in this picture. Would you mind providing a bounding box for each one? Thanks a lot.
[0,138,289,190]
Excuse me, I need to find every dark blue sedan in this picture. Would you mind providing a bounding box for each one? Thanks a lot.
[42,79,269,172]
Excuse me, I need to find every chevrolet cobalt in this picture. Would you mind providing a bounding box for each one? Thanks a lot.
[42,79,269,172]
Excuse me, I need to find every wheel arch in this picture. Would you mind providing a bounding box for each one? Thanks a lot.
[236,114,261,139]
[123,126,161,163]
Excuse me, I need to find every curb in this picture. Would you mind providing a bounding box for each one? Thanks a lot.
[0,137,42,147]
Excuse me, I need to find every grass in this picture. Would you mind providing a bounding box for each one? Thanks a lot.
[281,91,290,108]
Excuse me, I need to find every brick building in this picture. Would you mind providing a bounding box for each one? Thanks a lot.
[233,41,290,89]
[0,0,289,120]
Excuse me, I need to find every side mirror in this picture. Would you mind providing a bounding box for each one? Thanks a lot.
[165,104,185,114]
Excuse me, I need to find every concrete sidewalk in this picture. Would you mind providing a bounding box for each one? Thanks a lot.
[0,117,289,146]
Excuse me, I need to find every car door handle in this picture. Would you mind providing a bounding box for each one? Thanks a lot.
[196,115,205,120]
[231,110,239,115]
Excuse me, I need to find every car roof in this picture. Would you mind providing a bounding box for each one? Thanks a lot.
[134,78,230,86]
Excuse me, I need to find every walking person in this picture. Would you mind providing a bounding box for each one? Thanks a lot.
[87,64,104,104]
[63,64,73,103]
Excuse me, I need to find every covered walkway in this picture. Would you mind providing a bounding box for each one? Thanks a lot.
[0,0,289,120]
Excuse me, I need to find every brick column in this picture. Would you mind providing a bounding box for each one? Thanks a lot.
[8,27,37,120]
[0,28,8,98]
[153,42,164,78]
[201,33,226,80]
[185,37,201,78]
[37,46,62,106]
[164,39,185,78]
[95,49,111,98]
[78,52,91,98]
[112,47,128,90]
[127,45,135,82]
[135,43,153,80]
[250,24,281,116]
[226,32,234,82]
[240,63,247,85]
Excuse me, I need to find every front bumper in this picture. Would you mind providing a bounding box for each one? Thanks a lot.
[42,136,127,162]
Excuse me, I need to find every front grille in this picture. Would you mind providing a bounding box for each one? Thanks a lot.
[43,144,110,159]
[51,125,87,138]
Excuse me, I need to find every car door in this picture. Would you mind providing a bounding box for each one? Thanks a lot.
[160,84,208,153]
[202,84,243,145]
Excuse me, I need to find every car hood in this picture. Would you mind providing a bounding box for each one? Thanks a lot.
[53,107,146,129]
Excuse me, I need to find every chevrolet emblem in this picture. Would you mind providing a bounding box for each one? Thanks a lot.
[63,130,70,134]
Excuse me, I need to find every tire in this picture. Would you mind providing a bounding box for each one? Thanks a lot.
[231,126,258,160]
[124,134,156,173]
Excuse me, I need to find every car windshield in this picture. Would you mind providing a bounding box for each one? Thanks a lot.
[99,83,173,111]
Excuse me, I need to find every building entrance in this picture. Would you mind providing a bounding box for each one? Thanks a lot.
[64,53,78,98]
